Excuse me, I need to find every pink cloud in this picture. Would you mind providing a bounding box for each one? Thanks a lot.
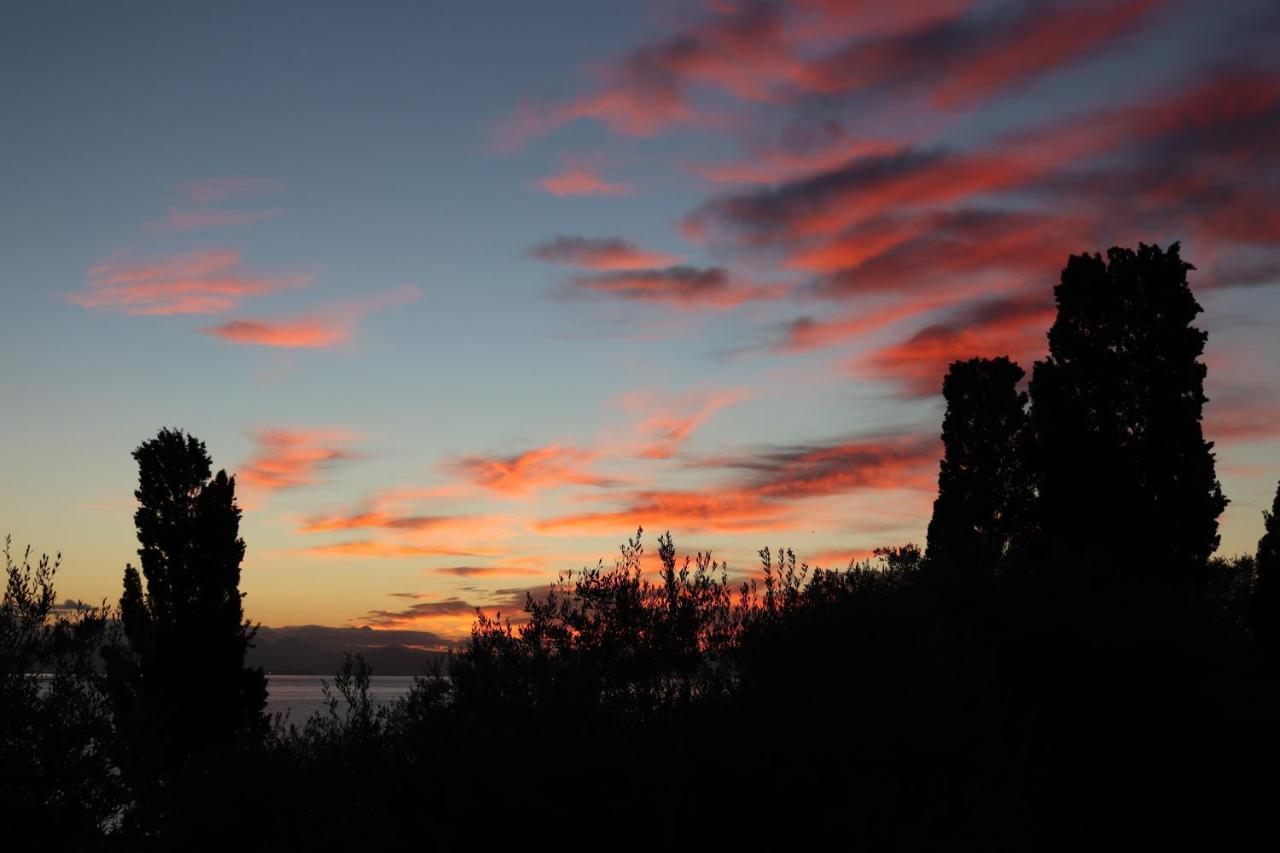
[73,250,310,316]
[535,160,631,197]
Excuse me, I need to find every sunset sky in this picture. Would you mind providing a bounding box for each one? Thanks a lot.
[3,0,1278,642]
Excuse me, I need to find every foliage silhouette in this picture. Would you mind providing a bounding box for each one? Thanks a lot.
[1254,481,1280,664]
[926,356,1033,584]
[1,538,117,843]
[4,244,1280,847]
[1030,243,1226,578]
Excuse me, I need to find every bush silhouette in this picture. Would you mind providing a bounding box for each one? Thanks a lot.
[0,539,117,842]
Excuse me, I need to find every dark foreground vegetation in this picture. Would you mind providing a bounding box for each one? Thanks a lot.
[5,244,1280,848]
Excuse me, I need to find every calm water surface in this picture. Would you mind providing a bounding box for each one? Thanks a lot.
[265,675,417,724]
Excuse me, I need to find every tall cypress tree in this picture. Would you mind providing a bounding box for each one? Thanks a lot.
[1252,481,1280,662]
[106,429,267,782]
[926,357,1033,583]
[1029,243,1226,578]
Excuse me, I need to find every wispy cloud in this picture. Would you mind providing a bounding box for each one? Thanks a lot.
[179,176,284,204]
[445,444,612,496]
[73,250,310,315]
[147,208,282,231]
[529,236,678,270]
[537,433,937,535]
[565,265,787,309]
[535,159,632,197]
[432,566,542,577]
[201,284,421,349]
[238,429,359,493]
[306,540,498,559]
[619,387,751,459]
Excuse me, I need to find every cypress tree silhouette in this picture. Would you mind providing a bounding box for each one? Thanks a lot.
[1029,243,1226,578]
[105,429,268,785]
[926,357,1033,583]
[1253,481,1280,664]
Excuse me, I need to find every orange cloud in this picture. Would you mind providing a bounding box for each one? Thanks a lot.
[73,250,310,315]
[445,444,612,496]
[201,284,421,349]
[529,236,678,270]
[538,490,790,535]
[238,429,359,493]
[203,317,348,348]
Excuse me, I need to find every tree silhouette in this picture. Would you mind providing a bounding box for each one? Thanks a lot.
[926,357,1033,583]
[1,539,117,839]
[1029,243,1226,578]
[105,429,267,789]
[1253,481,1280,664]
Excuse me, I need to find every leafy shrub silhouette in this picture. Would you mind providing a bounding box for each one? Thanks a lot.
[0,538,118,842]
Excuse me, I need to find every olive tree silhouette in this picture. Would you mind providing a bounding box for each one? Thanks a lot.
[1253,481,1280,664]
[1,538,118,839]
[1029,243,1226,578]
[104,429,268,802]
[926,357,1033,583]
